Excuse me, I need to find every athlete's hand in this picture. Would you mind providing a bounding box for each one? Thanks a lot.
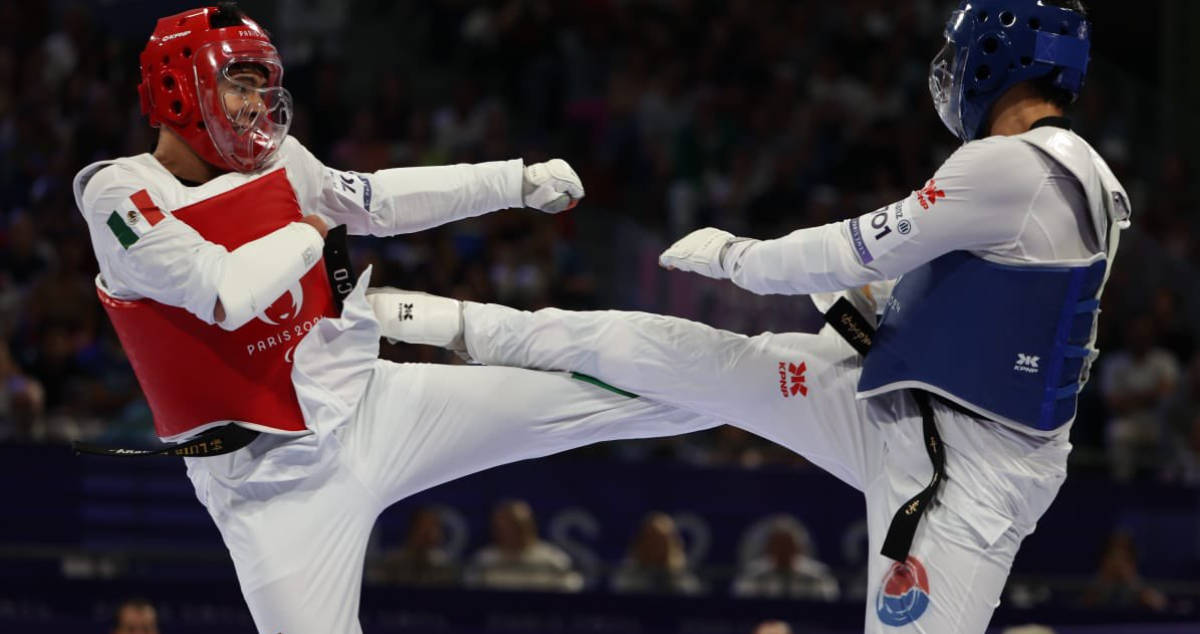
[659,227,740,279]
[523,159,584,213]
[299,213,329,239]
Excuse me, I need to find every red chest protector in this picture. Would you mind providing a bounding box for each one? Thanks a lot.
[99,169,336,441]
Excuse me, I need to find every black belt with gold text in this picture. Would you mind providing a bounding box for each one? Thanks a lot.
[823,297,946,563]
[73,224,356,459]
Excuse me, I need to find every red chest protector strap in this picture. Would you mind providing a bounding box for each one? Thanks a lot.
[100,169,339,442]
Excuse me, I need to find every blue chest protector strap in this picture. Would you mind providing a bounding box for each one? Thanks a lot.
[824,298,945,563]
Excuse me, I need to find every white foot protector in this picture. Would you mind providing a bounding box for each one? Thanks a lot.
[365,287,465,349]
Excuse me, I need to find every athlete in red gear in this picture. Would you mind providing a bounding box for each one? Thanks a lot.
[73,5,718,632]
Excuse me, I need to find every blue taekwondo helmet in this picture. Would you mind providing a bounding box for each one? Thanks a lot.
[929,0,1091,142]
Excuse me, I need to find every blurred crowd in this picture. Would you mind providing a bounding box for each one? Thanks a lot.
[368,501,856,601]
[1,0,1199,484]
[358,500,1171,613]
[86,500,1175,632]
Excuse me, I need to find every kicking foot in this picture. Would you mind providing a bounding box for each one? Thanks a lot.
[365,287,466,351]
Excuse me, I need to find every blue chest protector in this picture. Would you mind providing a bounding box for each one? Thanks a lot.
[857,251,1106,431]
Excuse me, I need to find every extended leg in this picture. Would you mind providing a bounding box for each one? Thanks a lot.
[459,303,881,490]
[341,361,724,506]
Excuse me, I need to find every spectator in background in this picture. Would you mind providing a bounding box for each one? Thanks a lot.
[1100,315,1180,481]
[465,500,582,592]
[1150,288,1195,362]
[733,515,839,601]
[0,212,53,287]
[1162,354,1200,484]
[753,621,792,634]
[1162,412,1200,486]
[1080,531,1168,612]
[0,341,45,440]
[369,507,458,587]
[611,512,702,595]
[111,597,158,634]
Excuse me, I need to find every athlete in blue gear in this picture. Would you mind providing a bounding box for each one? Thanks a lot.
[375,1,1127,630]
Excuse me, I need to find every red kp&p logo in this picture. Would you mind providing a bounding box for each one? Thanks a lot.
[916,179,945,210]
[778,361,808,398]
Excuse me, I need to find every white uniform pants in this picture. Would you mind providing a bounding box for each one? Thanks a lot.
[186,362,719,633]
[463,303,1073,634]
[182,274,721,634]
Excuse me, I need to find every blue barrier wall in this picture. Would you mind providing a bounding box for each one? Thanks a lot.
[5,444,1195,581]
[2,442,1198,633]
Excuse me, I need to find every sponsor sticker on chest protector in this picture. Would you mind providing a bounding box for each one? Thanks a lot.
[847,199,919,265]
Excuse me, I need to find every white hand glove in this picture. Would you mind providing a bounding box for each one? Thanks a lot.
[523,158,584,213]
[659,227,743,279]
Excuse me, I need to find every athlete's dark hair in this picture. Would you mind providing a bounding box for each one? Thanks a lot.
[208,2,271,77]
[209,2,247,29]
[1032,0,1090,108]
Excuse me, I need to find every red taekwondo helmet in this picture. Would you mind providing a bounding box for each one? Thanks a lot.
[138,3,293,172]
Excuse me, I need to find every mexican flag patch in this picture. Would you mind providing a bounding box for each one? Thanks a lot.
[107,189,165,249]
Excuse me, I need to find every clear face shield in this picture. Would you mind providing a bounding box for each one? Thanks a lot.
[195,40,293,172]
[928,10,972,141]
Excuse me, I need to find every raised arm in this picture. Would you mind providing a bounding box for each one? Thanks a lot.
[658,138,1037,296]
[286,139,584,236]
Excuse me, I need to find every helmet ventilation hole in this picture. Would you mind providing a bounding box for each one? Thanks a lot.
[182,47,192,58]
[975,65,991,81]
[981,37,998,54]
[978,10,988,22]
[162,55,170,65]
[1059,22,1070,35]
[171,100,182,114]
[162,75,175,90]
[197,121,206,130]
[1028,17,1041,30]
[1020,55,1032,67]
[999,11,1016,27]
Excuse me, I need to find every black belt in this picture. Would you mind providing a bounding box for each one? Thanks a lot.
[823,297,946,562]
[74,224,357,459]
[72,422,261,457]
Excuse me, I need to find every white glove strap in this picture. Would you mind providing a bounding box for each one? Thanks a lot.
[720,237,757,277]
